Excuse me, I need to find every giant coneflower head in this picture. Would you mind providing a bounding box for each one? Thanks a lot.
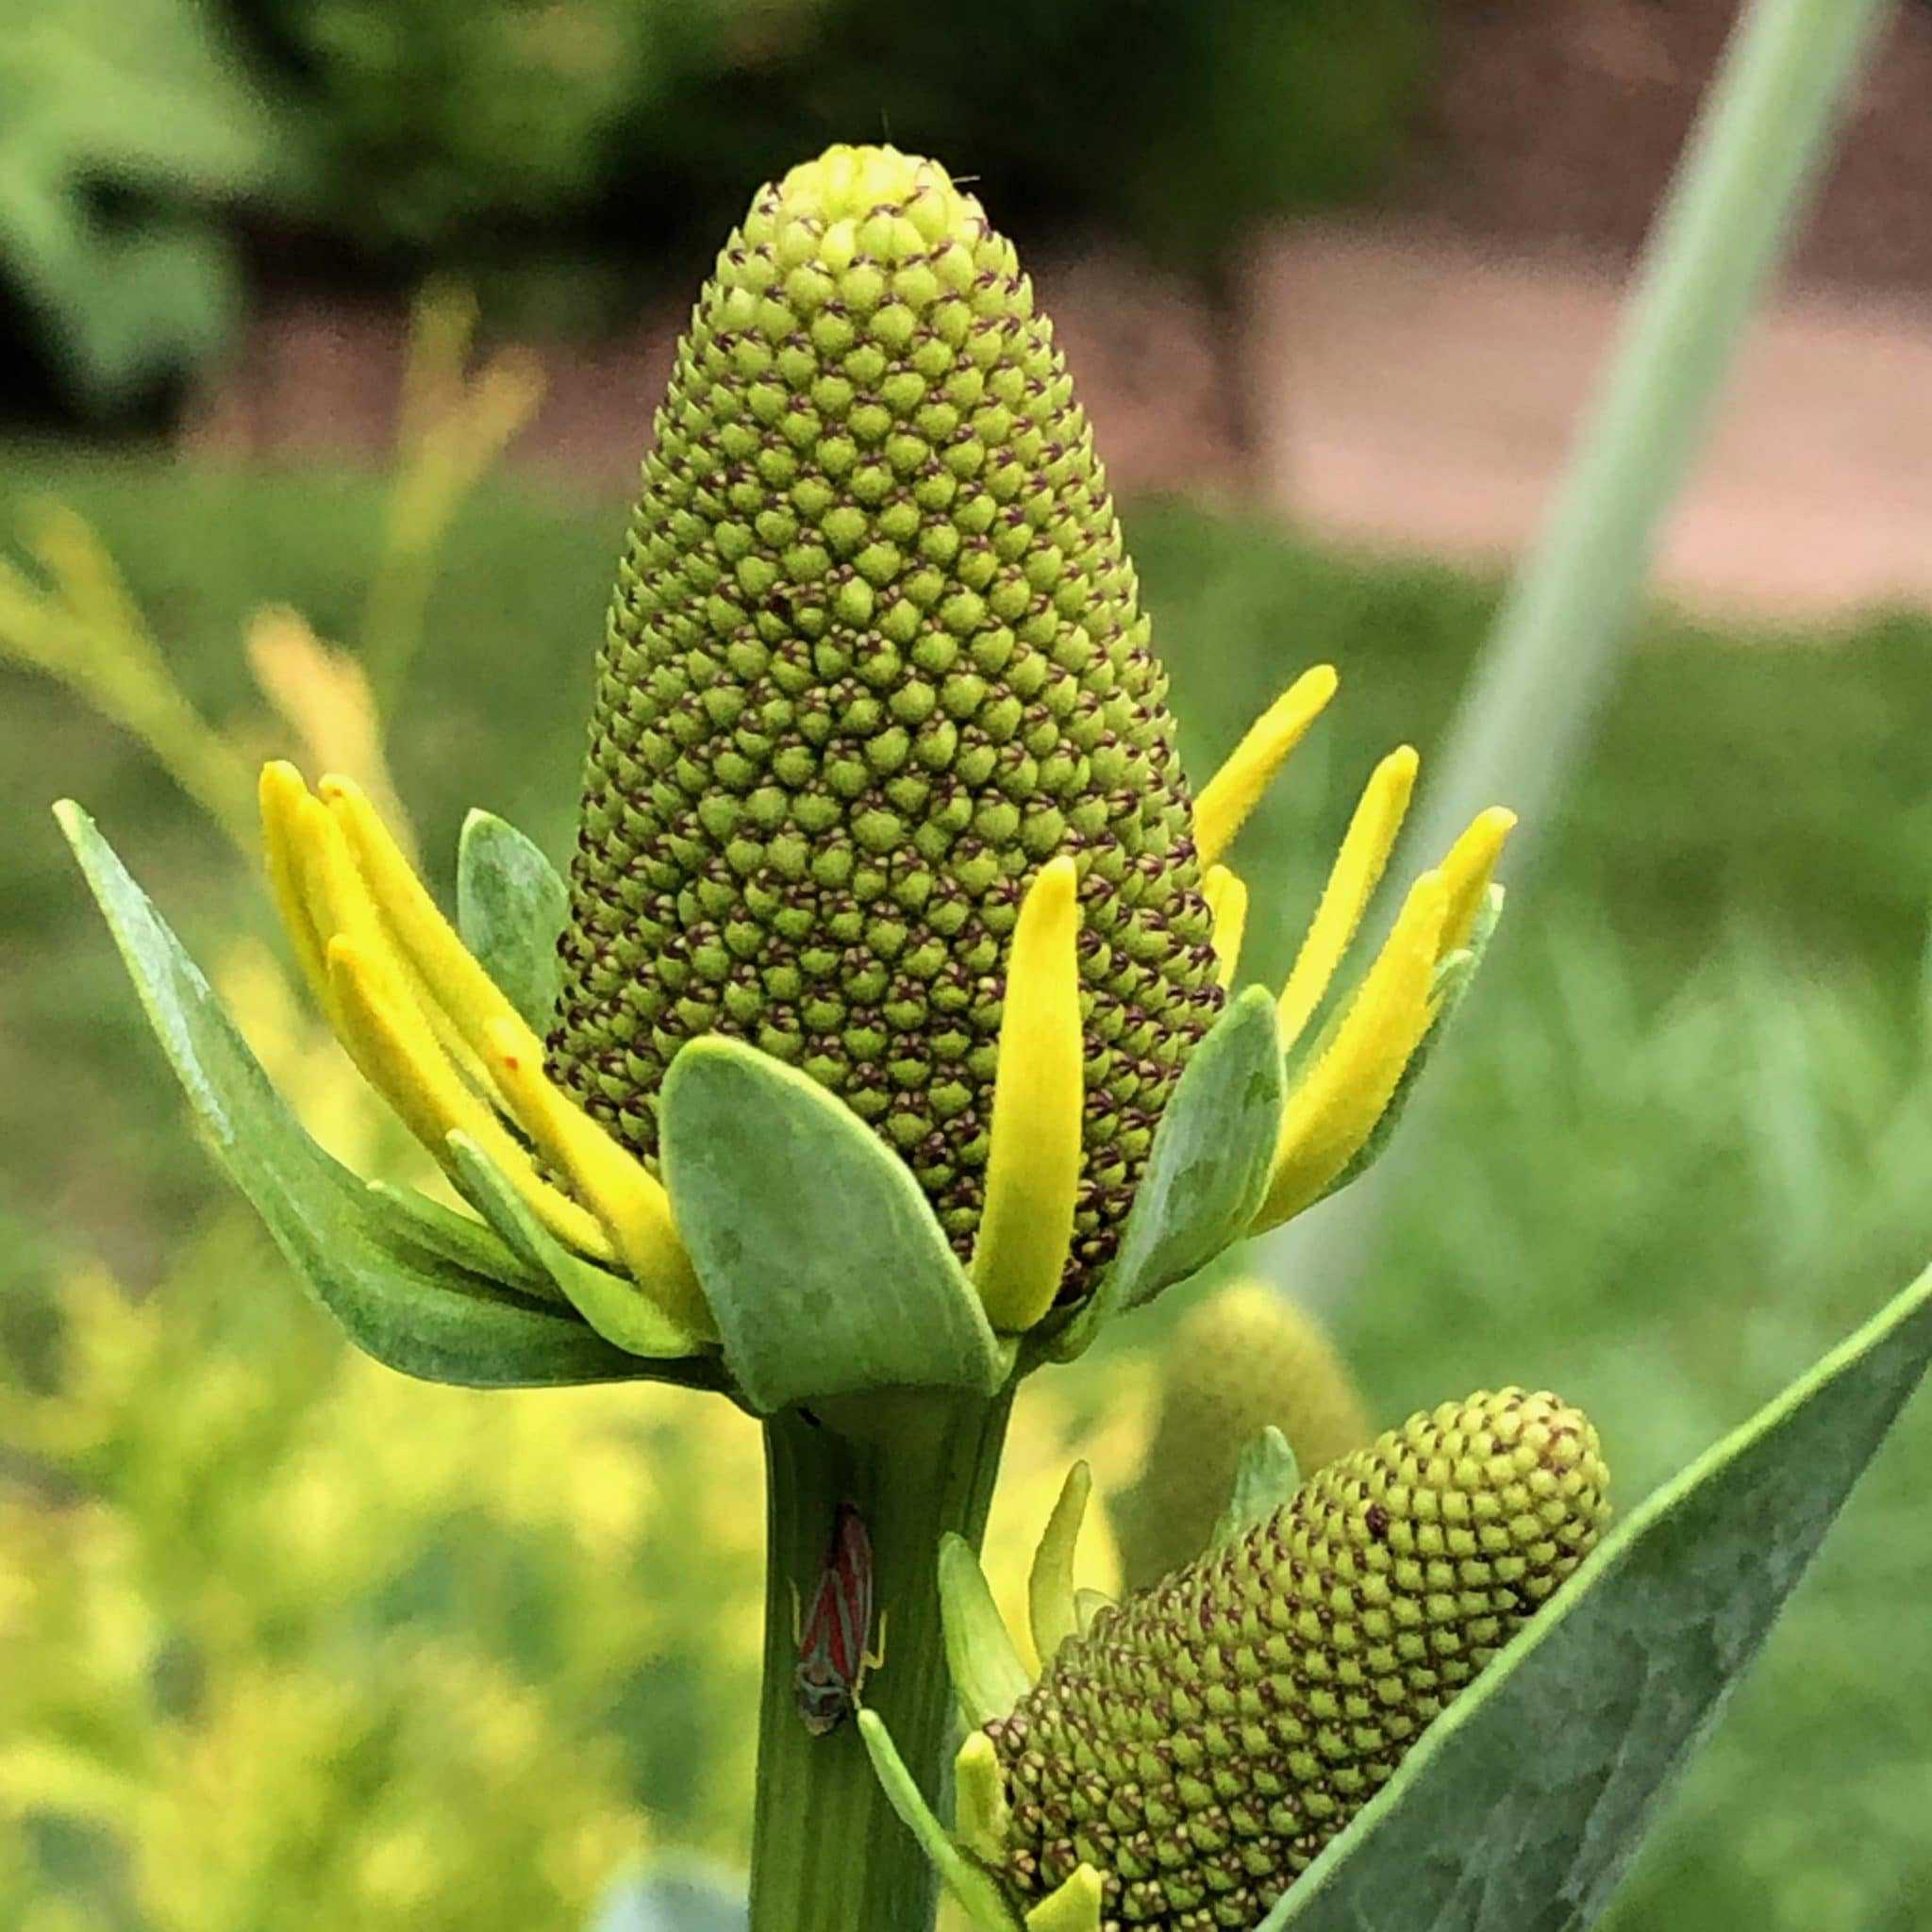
[548,143,1221,1299]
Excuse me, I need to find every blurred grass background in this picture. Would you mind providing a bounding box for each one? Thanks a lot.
[3,443,1928,1928]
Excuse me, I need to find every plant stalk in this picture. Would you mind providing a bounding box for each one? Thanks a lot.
[749,1389,1014,1932]
[1278,0,1897,1306]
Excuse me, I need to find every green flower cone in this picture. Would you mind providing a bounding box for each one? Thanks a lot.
[985,1390,1609,1924]
[548,142,1220,1301]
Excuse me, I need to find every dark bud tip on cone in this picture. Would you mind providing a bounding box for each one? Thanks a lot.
[988,1388,1611,1924]
[549,144,1222,1297]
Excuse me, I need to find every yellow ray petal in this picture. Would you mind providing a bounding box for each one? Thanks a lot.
[319,773,543,1073]
[972,856,1083,1333]
[1275,744,1420,1052]
[480,1018,714,1339]
[325,938,615,1262]
[1192,663,1339,870]
[1201,863,1250,992]
[1437,806,1517,957]
[292,787,491,1090]
[258,761,331,1009]
[1253,868,1447,1234]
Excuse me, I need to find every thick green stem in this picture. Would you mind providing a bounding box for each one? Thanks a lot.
[749,1389,1014,1932]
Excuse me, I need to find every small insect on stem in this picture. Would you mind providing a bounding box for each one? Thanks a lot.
[791,1501,888,1736]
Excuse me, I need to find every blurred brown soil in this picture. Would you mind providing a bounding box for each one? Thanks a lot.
[184,0,1932,622]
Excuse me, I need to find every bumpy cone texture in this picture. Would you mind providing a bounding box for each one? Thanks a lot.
[1112,1283,1374,1593]
[988,1389,1610,1927]
[549,144,1221,1294]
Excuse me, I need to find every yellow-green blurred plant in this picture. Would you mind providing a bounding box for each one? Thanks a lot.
[1108,1278,1371,1593]
[0,281,540,864]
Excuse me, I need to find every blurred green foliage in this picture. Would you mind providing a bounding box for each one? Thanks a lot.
[4,0,1430,407]
[3,457,1929,1926]
[236,0,1425,272]
[0,0,282,415]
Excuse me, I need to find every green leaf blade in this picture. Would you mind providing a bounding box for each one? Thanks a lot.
[1267,1260,1932,1932]
[56,800,655,1390]
[1047,985,1284,1360]
[456,808,569,1033]
[658,1036,1006,1413]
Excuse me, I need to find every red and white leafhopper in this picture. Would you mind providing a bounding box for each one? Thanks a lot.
[792,1501,887,1736]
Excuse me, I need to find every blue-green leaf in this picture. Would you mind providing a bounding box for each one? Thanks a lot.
[444,1131,719,1379]
[588,1859,747,1932]
[456,808,568,1033]
[1208,1426,1300,1552]
[938,1531,1033,1728]
[1046,986,1283,1360]
[1266,1258,1932,1932]
[658,1036,1007,1413]
[56,801,654,1390]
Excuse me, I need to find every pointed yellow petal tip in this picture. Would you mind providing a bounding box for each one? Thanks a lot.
[258,762,330,1006]
[1275,742,1422,1050]
[971,855,1083,1334]
[1192,662,1340,870]
[1439,805,1517,956]
[1025,1864,1104,1932]
[1256,866,1448,1234]
[953,1730,1011,1864]
[480,1017,715,1340]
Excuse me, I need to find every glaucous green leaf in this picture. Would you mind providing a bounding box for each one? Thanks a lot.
[589,1859,747,1932]
[1047,986,1284,1360]
[57,801,653,1389]
[1267,1258,1932,1932]
[1208,1425,1300,1553]
[456,807,569,1033]
[938,1531,1033,1729]
[658,1036,1007,1413]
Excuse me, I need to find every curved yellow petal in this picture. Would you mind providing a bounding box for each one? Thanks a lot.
[319,773,543,1072]
[1192,663,1338,870]
[971,856,1083,1333]
[258,761,331,1009]
[1200,863,1249,992]
[1275,744,1420,1052]
[1438,806,1517,958]
[1253,868,1448,1234]
[325,937,615,1263]
[480,1018,714,1339]
[291,787,490,1090]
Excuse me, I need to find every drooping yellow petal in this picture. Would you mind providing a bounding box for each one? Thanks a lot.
[1200,863,1249,992]
[291,787,491,1090]
[258,761,331,1009]
[1275,744,1420,1052]
[325,937,615,1262]
[319,773,541,1071]
[480,1017,713,1339]
[1253,868,1448,1233]
[1437,806,1517,957]
[971,856,1083,1333]
[1191,663,1339,870]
